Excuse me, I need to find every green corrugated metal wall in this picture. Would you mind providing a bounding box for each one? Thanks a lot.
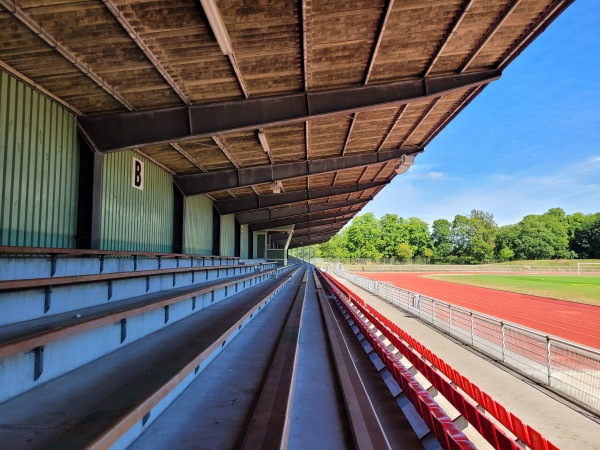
[220,213,235,256]
[100,150,173,252]
[185,195,213,255]
[240,224,249,258]
[0,71,79,248]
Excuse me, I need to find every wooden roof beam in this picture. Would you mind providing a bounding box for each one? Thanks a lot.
[214,181,389,215]
[80,70,500,152]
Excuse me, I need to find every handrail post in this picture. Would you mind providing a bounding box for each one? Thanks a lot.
[501,322,506,362]
[547,336,552,386]
[470,312,474,346]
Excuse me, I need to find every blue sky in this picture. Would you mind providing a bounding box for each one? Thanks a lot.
[364,0,600,227]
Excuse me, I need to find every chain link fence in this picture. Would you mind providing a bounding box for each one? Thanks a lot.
[332,264,600,415]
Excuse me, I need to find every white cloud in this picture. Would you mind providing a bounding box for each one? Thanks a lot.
[426,171,445,179]
[592,156,600,162]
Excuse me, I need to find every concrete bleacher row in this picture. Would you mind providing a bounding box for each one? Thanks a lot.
[0,247,294,448]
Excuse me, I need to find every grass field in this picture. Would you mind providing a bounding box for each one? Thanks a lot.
[423,274,600,305]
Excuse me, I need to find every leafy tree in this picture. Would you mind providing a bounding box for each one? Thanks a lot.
[512,210,569,259]
[571,213,600,258]
[431,219,453,261]
[319,230,350,258]
[495,224,519,259]
[396,242,413,262]
[497,246,515,261]
[450,215,470,261]
[404,217,432,257]
[379,214,408,258]
[345,213,381,259]
[466,210,497,262]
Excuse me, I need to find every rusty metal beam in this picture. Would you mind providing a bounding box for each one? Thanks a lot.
[250,209,360,231]
[79,70,500,152]
[236,198,369,224]
[214,181,388,215]
[175,148,419,195]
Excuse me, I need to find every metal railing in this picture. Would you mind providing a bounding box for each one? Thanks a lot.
[332,264,600,415]
[320,261,599,273]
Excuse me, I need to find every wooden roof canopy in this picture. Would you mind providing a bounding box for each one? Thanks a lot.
[0,0,573,248]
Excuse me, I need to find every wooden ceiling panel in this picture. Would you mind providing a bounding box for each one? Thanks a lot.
[334,167,364,185]
[309,116,353,159]
[209,191,233,201]
[308,172,336,189]
[262,124,306,164]
[373,161,396,181]
[179,139,235,172]
[361,164,385,182]
[217,133,270,168]
[405,91,466,146]
[226,186,256,198]
[282,178,308,192]
[376,100,430,151]
[428,1,508,76]
[17,1,183,110]
[368,0,463,82]
[469,0,551,70]
[344,107,399,154]
[220,0,303,97]
[141,144,198,174]
[116,0,244,104]
[307,3,383,89]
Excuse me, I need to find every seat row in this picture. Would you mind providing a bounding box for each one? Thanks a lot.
[0,249,289,414]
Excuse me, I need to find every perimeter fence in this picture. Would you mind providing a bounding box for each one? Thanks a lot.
[332,264,600,415]
[312,259,600,274]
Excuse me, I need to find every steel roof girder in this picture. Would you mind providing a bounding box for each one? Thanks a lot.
[214,181,388,215]
[79,70,501,152]
[175,148,419,195]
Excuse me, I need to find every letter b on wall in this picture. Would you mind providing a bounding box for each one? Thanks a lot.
[132,157,144,190]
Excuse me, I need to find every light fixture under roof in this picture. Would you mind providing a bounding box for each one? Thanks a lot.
[271,181,283,194]
[395,154,416,174]
[200,0,233,56]
[257,130,270,154]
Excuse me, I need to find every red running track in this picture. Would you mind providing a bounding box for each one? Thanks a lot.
[359,272,600,350]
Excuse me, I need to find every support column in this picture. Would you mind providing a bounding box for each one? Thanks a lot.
[76,135,103,250]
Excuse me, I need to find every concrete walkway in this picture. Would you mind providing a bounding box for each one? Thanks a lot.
[331,274,600,450]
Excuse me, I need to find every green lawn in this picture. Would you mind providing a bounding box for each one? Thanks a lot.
[423,274,600,305]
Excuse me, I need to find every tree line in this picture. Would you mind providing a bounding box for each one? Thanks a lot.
[303,208,600,263]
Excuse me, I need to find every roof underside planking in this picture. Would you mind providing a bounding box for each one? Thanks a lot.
[0,0,574,248]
